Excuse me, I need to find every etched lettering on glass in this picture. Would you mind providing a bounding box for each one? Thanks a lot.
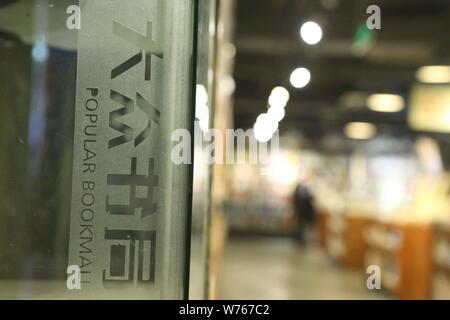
[108,90,160,148]
[102,228,156,286]
[111,21,163,81]
[106,157,158,218]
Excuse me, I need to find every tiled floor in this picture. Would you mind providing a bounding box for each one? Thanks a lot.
[219,237,390,300]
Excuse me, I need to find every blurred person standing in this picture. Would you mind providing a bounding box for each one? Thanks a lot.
[291,177,316,247]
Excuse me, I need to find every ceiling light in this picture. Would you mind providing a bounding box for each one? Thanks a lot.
[268,105,285,122]
[290,67,311,88]
[416,66,450,83]
[254,113,278,142]
[268,86,290,108]
[300,21,323,45]
[256,113,278,134]
[344,122,376,140]
[367,94,405,112]
[254,121,273,143]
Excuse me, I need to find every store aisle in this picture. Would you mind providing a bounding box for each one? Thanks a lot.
[219,237,390,300]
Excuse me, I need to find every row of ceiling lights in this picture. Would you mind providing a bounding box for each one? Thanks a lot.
[346,66,450,139]
[254,20,450,141]
[254,21,321,142]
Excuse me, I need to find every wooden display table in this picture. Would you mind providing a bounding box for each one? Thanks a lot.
[343,215,371,269]
[319,211,370,269]
[365,221,433,300]
[433,224,450,276]
[432,223,450,299]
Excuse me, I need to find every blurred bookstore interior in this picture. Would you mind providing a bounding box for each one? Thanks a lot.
[194,0,450,300]
[1,0,450,300]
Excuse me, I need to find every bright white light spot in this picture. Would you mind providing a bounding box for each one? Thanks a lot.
[268,105,285,122]
[344,122,376,140]
[195,103,209,133]
[196,84,208,106]
[256,113,278,134]
[195,103,208,120]
[199,114,209,132]
[269,154,299,185]
[268,86,290,108]
[195,84,209,133]
[278,162,298,184]
[367,94,404,112]
[290,67,311,88]
[254,113,278,142]
[254,121,272,142]
[300,21,322,45]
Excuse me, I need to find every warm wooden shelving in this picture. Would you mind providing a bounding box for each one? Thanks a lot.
[432,223,450,299]
[365,221,433,300]
[320,211,371,269]
[342,215,370,269]
[318,211,450,299]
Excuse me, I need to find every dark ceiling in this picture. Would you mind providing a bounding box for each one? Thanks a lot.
[232,0,450,144]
